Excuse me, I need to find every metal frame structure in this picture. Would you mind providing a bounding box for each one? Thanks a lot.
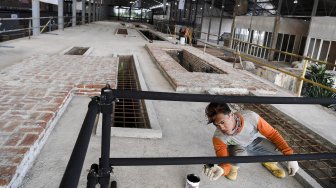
[60,88,336,188]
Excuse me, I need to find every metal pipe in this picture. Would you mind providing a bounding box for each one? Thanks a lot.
[100,86,114,188]
[109,153,336,166]
[238,53,336,93]
[297,59,310,97]
[59,97,100,188]
[111,90,336,104]
[232,38,336,68]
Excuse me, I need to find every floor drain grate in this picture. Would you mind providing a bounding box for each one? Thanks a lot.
[113,56,150,129]
[167,50,227,74]
[65,47,89,55]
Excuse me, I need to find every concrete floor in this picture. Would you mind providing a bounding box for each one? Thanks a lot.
[2,21,334,187]
[0,21,303,188]
[20,97,303,188]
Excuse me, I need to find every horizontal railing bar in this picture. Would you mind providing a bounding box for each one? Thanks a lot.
[112,90,336,104]
[109,153,336,166]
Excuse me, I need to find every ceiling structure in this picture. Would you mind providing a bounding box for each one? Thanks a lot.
[0,0,335,17]
[110,0,336,17]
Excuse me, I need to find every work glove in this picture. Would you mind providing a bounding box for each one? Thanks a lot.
[203,164,224,181]
[287,161,299,176]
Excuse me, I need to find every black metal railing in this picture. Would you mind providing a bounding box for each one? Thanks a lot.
[60,87,336,188]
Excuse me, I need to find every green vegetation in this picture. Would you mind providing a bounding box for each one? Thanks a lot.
[303,64,336,110]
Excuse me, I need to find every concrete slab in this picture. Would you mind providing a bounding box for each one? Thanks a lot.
[21,96,303,188]
[0,21,331,188]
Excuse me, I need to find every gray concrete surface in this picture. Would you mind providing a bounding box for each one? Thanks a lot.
[1,21,331,187]
[20,97,303,188]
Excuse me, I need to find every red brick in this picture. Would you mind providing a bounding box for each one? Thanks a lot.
[4,133,24,146]
[11,156,23,164]
[75,84,85,88]
[18,127,44,134]
[0,165,17,176]
[19,134,39,146]
[0,177,11,186]
[40,113,54,122]
[3,121,21,132]
[35,121,47,129]
[0,147,29,157]
[30,112,43,120]
[50,97,66,107]
[22,104,36,111]
[36,106,59,113]
[8,110,28,116]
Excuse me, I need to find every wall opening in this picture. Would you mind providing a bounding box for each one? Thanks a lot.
[166,50,227,74]
[139,30,164,41]
[117,28,128,35]
[65,47,89,55]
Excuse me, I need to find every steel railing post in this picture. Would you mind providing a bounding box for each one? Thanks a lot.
[59,97,100,188]
[100,84,114,188]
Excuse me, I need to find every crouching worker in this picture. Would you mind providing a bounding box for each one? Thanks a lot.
[203,103,299,181]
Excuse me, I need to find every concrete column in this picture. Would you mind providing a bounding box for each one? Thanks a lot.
[229,0,238,48]
[188,0,192,24]
[82,0,85,24]
[118,6,120,20]
[93,0,96,22]
[217,0,225,45]
[303,0,319,57]
[247,0,257,52]
[193,0,199,29]
[58,0,64,30]
[312,0,319,17]
[98,0,101,21]
[72,0,76,26]
[207,16,212,41]
[268,0,282,61]
[141,8,143,23]
[100,0,103,20]
[32,0,40,36]
[96,1,99,21]
[88,0,91,23]
[200,0,205,38]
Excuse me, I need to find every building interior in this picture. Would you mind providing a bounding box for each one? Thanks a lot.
[0,0,335,188]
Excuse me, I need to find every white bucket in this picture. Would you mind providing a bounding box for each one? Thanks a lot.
[185,174,200,188]
[180,37,186,45]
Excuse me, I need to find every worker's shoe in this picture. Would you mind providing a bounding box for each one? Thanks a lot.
[262,162,286,178]
[226,166,239,181]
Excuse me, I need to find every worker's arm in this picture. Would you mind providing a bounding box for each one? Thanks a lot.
[257,117,293,155]
[213,137,232,176]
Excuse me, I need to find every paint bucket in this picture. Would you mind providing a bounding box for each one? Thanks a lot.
[185,174,200,188]
[180,37,186,45]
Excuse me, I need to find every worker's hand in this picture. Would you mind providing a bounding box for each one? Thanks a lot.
[287,161,299,176]
[203,164,224,181]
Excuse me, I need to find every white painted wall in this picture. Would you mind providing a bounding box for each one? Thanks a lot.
[309,17,336,41]
[235,16,308,36]
[235,16,274,32]
[201,17,232,40]
[279,18,309,36]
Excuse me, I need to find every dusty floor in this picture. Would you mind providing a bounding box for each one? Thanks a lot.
[0,21,332,187]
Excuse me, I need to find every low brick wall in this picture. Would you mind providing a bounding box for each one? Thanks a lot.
[146,43,277,95]
[0,55,118,187]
